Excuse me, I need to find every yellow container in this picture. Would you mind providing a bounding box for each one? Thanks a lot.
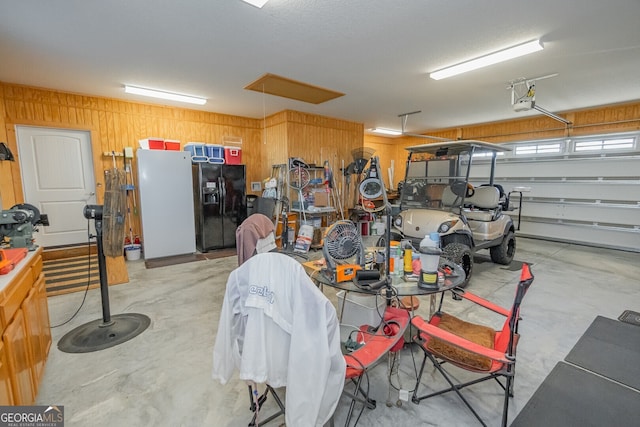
[403,247,413,273]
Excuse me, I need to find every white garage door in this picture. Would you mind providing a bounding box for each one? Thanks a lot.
[469,132,640,253]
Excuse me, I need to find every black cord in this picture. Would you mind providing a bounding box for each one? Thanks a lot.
[382,289,422,394]
[50,219,93,328]
[371,286,398,333]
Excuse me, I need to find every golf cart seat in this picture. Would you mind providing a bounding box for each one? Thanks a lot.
[480,183,510,211]
[441,185,457,208]
[464,185,500,221]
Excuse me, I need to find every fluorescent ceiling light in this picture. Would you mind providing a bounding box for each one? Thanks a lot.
[370,128,402,136]
[124,85,207,105]
[241,0,269,8]
[430,40,544,80]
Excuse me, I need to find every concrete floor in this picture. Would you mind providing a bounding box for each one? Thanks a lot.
[37,237,640,426]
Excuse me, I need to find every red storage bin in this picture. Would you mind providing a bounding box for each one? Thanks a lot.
[139,138,165,150]
[164,140,180,151]
[224,146,242,165]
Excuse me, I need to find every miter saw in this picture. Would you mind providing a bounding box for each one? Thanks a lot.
[0,204,49,251]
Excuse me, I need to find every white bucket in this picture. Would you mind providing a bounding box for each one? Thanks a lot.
[125,244,142,261]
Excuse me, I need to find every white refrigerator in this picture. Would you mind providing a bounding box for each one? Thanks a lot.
[137,149,196,259]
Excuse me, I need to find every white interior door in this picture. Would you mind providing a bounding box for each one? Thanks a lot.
[17,126,96,247]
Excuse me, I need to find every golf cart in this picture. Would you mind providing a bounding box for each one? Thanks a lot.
[384,140,516,287]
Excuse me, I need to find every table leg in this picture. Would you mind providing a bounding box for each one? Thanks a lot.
[429,294,436,319]
[338,290,348,323]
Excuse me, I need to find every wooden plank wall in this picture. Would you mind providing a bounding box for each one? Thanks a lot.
[0,82,367,228]
[284,110,363,168]
[0,83,269,285]
[0,89,14,208]
[287,110,364,211]
[0,83,265,226]
[254,110,365,200]
[2,80,638,221]
[261,111,289,190]
[459,103,640,142]
[0,83,367,285]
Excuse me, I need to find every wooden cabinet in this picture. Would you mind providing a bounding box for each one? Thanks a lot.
[0,248,51,405]
[36,276,52,372]
[22,275,50,391]
[0,342,14,405]
[3,309,35,405]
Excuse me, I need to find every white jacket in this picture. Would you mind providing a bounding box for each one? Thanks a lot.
[212,252,346,427]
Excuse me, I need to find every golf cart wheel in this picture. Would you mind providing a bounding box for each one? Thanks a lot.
[376,232,402,248]
[442,243,473,288]
[490,231,516,265]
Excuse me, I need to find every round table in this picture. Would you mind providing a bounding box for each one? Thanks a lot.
[311,259,466,296]
[308,259,466,321]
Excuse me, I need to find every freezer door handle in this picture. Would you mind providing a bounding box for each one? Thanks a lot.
[220,177,226,215]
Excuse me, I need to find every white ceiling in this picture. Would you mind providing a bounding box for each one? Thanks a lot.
[2,0,639,134]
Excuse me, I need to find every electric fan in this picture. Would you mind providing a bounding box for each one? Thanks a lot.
[322,220,365,283]
[348,147,376,206]
[358,156,388,214]
[351,147,376,174]
[58,168,150,353]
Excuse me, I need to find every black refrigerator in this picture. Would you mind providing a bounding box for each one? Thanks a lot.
[192,163,247,252]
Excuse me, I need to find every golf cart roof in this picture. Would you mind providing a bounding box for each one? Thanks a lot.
[405,140,512,155]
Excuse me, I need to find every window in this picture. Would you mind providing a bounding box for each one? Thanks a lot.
[514,142,562,156]
[574,137,635,152]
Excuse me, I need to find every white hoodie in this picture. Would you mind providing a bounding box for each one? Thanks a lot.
[212,252,346,426]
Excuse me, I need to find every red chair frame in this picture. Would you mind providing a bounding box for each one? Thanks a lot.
[341,306,409,426]
[411,263,534,427]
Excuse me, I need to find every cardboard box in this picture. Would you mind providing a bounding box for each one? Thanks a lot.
[294,224,314,253]
[313,190,329,207]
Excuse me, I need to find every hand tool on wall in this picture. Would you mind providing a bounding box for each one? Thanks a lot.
[122,147,136,244]
[124,148,138,216]
[341,159,345,211]
[324,159,344,219]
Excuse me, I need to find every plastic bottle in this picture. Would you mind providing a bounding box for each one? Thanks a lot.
[419,232,440,252]
[402,240,413,273]
[418,232,442,288]
[389,242,399,276]
[395,245,403,275]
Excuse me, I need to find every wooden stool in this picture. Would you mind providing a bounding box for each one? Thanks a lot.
[396,296,420,344]
[400,296,420,311]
